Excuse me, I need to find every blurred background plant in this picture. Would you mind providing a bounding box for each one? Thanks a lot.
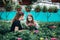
[34,5,41,12]
[48,6,58,13]
[42,6,48,12]
[0,21,60,40]
[25,5,32,12]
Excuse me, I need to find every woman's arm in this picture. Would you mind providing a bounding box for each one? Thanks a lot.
[10,20,22,32]
[34,21,40,29]
[14,26,19,31]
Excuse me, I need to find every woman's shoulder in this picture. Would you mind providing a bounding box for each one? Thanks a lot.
[13,20,20,23]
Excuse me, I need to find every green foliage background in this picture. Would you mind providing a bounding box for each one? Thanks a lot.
[0,21,60,40]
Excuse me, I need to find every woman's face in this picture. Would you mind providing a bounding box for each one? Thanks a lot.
[28,16,32,22]
[19,16,24,20]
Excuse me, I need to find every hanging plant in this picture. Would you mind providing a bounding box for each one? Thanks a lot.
[42,6,48,12]
[48,7,54,13]
[48,6,58,13]
[5,4,12,11]
[25,5,32,12]
[40,37,44,40]
[53,6,58,13]
[4,0,13,11]
[35,5,41,12]
[15,5,21,11]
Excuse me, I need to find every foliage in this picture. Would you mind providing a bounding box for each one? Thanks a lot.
[25,5,32,12]
[53,6,58,13]
[42,6,48,12]
[0,21,60,40]
[48,6,58,13]
[0,21,11,35]
[35,5,41,12]
[4,0,13,11]
[48,6,54,13]
[15,5,21,10]
[5,4,12,11]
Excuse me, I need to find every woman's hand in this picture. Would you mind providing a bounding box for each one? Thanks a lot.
[28,23,36,26]
[28,23,34,26]
[14,26,19,31]
[19,30,27,32]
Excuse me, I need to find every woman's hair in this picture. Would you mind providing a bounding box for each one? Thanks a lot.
[26,14,34,24]
[13,12,24,22]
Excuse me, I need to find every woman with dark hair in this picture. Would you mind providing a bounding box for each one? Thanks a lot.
[26,14,39,30]
[10,6,24,32]
[10,12,24,32]
[11,13,24,31]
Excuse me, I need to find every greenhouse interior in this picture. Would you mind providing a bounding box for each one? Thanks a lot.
[0,0,60,40]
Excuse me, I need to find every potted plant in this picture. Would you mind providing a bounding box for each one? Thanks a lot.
[4,0,13,11]
[35,5,41,12]
[15,5,21,11]
[5,4,12,11]
[42,6,48,12]
[25,5,32,12]
[48,7,53,13]
[53,6,58,13]
[40,37,44,40]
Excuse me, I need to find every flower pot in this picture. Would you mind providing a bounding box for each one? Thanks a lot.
[25,6,32,12]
